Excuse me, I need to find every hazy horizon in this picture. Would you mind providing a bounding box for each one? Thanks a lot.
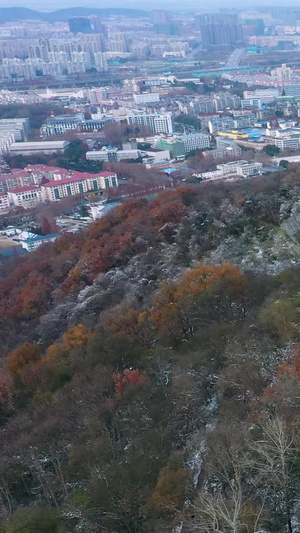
[3,0,300,11]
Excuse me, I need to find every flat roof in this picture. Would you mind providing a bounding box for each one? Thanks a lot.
[10,141,69,148]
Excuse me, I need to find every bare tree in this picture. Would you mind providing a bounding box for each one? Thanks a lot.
[251,416,299,533]
[185,428,265,533]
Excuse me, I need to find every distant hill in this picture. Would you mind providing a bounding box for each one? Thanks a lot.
[45,7,148,20]
[0,6,148,22]
[0,7,41,22]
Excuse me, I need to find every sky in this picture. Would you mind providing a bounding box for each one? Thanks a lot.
[2,0,300,10]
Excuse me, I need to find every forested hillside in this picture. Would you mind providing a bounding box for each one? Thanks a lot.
[2,167,300,531]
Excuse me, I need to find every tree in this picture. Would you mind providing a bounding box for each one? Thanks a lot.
[112,369,147,395]
[40,216,58,235]
[280,159,289,169]
[186,427,264,533]
[189,494,264,533]
[5,507,59,533]
[62,324,92,352]
[101,304,155,347]
[174,114,202,131]
[259,298,297,344]
[5,343,40,375]
[0,369,14,421]
[250,416,300,533]
[151,263,246,340]
[263,145,280,157]
[63,140,87,162]
[146,455,192,516]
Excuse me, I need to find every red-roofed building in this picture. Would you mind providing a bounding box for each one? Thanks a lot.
[8,185,42,208]
[25,164,71,185]
[41,171,118,202]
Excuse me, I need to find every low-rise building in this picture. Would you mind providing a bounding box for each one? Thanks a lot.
[133,93,160,104]
[217,160,263,177]
[86,148,140,162]
[274,137,300,150]
[236,161,263,178]
[155,137,185,158]
[20,233,60,252]
[41,114,114,136]
[155,133,210,156]
[9,140,70,155]
[142,149,170,162]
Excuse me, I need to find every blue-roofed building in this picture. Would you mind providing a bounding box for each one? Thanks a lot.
[21,233,60,252]
[162,167,178,175]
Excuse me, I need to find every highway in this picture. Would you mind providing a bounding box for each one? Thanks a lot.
[226,48,245,68]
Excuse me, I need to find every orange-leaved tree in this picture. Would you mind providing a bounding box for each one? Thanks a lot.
[62,324,93,351]
[145,455,192,516]
[5,342,40,375]
[151,263,246,340]
[101,303,155,347]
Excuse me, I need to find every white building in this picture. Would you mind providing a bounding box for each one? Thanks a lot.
[93,52,108,72]
[0,117,30,141]
[8,185,42,208]
[241,98,263,109]
[236,161,263,178]
[126,111,173,134]
[181,133,210,153]
[41,171,118,202]
[9,140,69,155]
[198,169,224,180]
[274,137,300,150]
[270,65,292,84]
[0,132,14,155]
[133,93,160,104]
[217,160,263,178]
[243,88,280,102]
[20,233,60,252]
[86,148,140,162]
[0,192,10,212]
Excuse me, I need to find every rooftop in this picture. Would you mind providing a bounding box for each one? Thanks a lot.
[25,233,60,242]
[9,186,40,194]
[42,176,87,187]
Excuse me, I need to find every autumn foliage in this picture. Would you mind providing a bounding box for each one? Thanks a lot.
[151,263,246,339]
[112,369,147,395]
[5,343,40,375]
[0,190,191,346]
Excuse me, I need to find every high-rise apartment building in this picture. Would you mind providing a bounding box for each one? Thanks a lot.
[126,111,173,134]
[197,13,243,47]
[150,10,172,24]
[69,17,93,34]
[89,16,106,35]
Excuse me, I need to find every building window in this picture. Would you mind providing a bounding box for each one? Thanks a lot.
[54,188,60,200]
[111,177,117,188]
[104,178,109,188]
[79,183,84,194]
[93,180,98,190]
[67,185,72,196]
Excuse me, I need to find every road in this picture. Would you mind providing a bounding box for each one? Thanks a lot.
[186,44,204,60]
[226,48,245,68]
